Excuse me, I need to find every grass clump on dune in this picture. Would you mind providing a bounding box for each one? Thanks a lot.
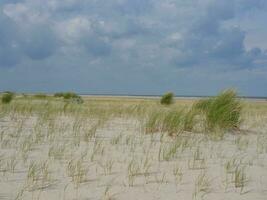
[146,89,242,136]
[160,92,174,105]
[1,92,15,104]
[195,89,242,131]
[145,111,163,134]
[54,92,84,104]
[161,110,185,136]
[145,108,196,136]
[183,108,198,132]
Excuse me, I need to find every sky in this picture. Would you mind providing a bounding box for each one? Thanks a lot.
[0,0,267,96]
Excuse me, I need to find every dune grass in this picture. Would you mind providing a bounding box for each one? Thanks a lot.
[194,89,242,131]
[144,89,243,138]
[0,89,245,136]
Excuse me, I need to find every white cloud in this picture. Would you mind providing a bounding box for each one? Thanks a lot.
[55,16,92,44]
[3,3,49,24]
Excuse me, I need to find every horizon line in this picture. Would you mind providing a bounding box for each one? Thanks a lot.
[1,91,267,99]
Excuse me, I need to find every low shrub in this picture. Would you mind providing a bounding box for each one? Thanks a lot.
[54,92,64,98]
[63,92,79,99]
[1,92,14,104]
[160,92,174,105]
[54,92,83,104]
[54,92,78,99]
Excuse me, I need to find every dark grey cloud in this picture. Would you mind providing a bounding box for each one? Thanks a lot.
[169,0,267,69]
[236,0,267,11]
[116,0,153,15]
[0,9,21,66]
[83,36,111,57]
[0,0,22,6]
[19,25,59,60]
[0,3,60,64]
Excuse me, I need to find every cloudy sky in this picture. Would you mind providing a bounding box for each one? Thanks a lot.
[0,0,267,96]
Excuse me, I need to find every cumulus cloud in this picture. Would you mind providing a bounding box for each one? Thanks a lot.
[0,0,267,95]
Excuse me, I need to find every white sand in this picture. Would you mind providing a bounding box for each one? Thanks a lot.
[0,114,267,200]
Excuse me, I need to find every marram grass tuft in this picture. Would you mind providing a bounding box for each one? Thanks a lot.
[195,89,242,131]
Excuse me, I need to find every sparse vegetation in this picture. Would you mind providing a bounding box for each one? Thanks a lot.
[54,92,64,97]
[34,93,47,99]
[54,92,78,99]
[0,89,266,199]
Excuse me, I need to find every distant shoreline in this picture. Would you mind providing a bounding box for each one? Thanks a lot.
[79,94,267,101]
[1,92,267,101]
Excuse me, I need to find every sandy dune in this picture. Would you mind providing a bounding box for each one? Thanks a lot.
[0,98,267,200]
